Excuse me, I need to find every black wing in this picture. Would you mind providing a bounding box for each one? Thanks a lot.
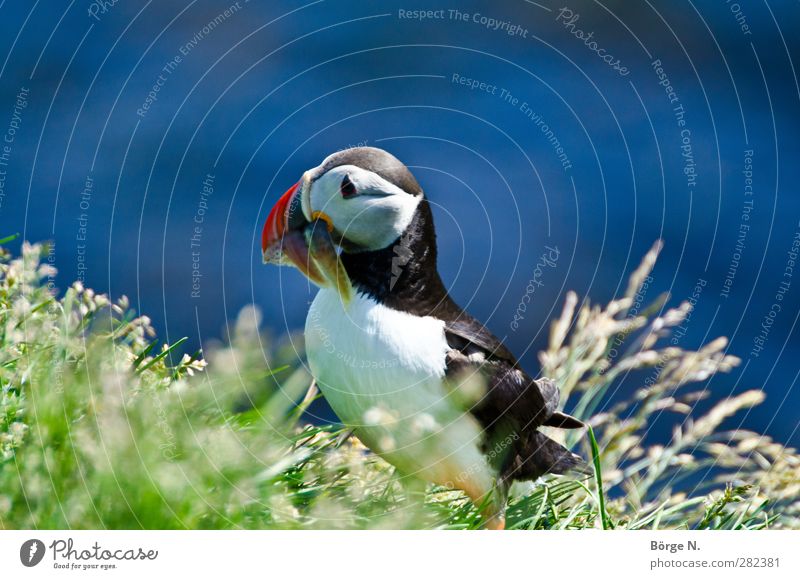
[443,316,518,366]
[442,310,585,482]
[442,310,584,431]
[443,314,552,432]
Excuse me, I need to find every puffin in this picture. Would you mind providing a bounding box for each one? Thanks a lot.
[261,147,585,529]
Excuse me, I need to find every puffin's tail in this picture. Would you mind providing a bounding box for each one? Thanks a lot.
[504,430,590,482]
[535,431,589,475]
[494,377,590,483]
[543,410,585,430]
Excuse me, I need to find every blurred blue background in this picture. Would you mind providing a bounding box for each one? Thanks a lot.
[0,0,798,445]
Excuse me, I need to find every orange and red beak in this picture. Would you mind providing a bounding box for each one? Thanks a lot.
[261,181,300,264]
[261,179,353,304]
[261,180,324,284]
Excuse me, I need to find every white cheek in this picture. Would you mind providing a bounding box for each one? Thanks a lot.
[338,195,420,249]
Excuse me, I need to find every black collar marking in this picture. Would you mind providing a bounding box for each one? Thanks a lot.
[341,198,517,365]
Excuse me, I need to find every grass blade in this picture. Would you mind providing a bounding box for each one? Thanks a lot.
[137,336,187,373]
[588,425,613,530]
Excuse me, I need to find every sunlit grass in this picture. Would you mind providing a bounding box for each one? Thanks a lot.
[1,240,797,529]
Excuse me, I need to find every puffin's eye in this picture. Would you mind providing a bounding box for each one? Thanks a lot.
[340,175,357,199]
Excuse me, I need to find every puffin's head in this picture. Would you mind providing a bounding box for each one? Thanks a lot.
[262,147,423,304]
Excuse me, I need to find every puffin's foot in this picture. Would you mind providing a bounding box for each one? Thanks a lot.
[479,482,508,530]
[484,515,506,531]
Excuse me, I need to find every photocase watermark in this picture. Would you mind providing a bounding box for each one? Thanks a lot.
[555,7,629,77]
[451,74,572,171]
[720,149,754,299]
[45,241,57,293]
[445,431,520,490]
[49,538,157,571]
[517,101,573,171]
[603,273,655,372]
[510,245,560,331]
[338,139,369,152]
[307,306,400,369]
[21,537,158,570]
[19,539,45,567]
[725,0,752,36]
[76,173,94,285]
[751,221,800,358]
[87,0,121,22]
[644,278,706,387]
[399,6,626,77]
[398,8,529,37]
[190,173,214,299]
[0,86,29,211]
[671,278,706,343]
[45,242,65,394]
[137,1,248,118]
[651,58,697,192]
[150,387,179,461]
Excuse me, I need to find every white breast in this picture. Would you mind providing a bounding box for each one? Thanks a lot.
[305,289,495,494]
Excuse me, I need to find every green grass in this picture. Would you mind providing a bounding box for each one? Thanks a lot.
[1,240,798,529]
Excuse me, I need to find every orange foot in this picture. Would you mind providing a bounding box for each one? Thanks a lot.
[485,516,506,530]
